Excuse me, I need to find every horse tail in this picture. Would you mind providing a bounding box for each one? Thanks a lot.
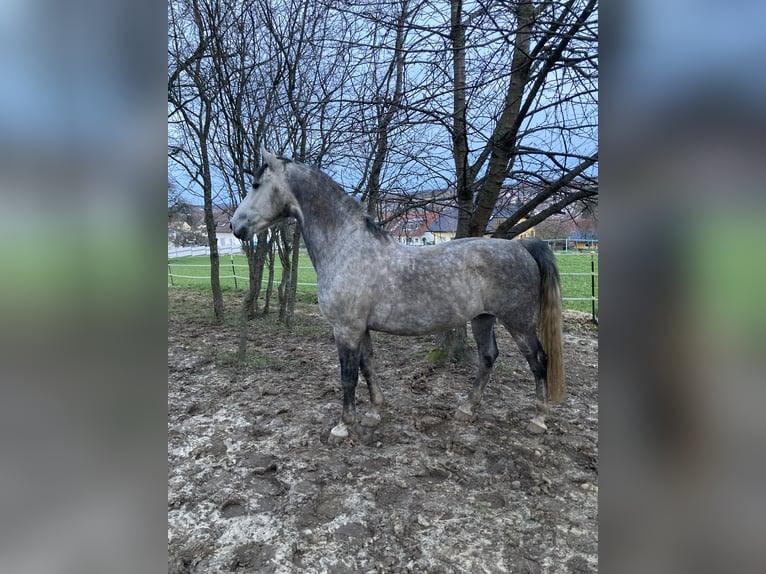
[520,238,565,403]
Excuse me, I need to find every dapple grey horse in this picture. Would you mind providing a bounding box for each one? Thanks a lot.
[231,149,564,440]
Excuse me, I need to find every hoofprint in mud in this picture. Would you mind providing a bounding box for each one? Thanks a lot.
[168,290,598,573]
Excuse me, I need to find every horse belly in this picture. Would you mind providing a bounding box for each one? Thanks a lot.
[367,295,483,336]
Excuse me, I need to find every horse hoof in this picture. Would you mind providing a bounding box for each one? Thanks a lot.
[329,422,349,443]
[527,417,547,434]
[454,405,475,422]
[361,410,382,427]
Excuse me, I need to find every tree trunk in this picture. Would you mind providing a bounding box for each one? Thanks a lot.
[284,222,302,328]
[241,242,257,316]
[363,3,408,217]
[264,238,276,315]
[451,0,471,241]
[250,230,270,315]
[434,323,475,364]
[467,1,534,238]
[237,232,269,361]
[439,0,537,362]
[277,222,292,323]
[440,0,472,361]
[237,294,252,363]
[201,145,224,323]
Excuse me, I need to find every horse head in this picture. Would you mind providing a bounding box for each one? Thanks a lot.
[230,147,302,241]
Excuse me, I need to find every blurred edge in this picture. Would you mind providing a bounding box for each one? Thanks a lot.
[0,1,166,573]
[602,0,766,572]
[1,0,765,572]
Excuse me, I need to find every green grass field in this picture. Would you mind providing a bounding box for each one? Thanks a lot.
[168,250,598,315]
[555,251,599,315]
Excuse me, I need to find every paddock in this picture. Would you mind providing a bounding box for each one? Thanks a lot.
[168,289,598,573]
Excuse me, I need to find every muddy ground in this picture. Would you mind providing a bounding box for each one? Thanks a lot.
[168,290,598,573]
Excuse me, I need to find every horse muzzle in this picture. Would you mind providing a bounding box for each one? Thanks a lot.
[230,221,252,241]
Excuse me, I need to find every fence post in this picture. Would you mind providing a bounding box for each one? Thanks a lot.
[168,262,174,286]
[230,253,238,289]
[590,250,597,324]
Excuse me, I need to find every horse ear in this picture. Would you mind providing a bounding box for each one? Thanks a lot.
[260,146,283,173]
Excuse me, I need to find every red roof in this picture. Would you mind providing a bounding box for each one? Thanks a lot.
[384,210,441,239]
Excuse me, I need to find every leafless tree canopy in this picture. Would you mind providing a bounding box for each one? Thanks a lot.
[168,0,598,320]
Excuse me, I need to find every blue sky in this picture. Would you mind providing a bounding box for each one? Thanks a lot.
[167,1,598,207]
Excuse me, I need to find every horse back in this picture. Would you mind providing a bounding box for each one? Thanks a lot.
[350,238,542,335]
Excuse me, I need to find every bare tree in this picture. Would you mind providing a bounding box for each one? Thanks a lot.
[327,0,599,244]
[168,0,598,358]
[168,0,225,322]
[375,0,597,358]
[449,0,599,240]
[196,0,278,358]
[253,0,354,326]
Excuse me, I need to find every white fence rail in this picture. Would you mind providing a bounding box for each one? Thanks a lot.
[167,261,317,286]
[168,255,598,307]
[168,245,242,259]
[168,270,598,297]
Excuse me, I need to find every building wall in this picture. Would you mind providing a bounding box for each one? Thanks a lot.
[431,231,454,244]
[217,233,239,249]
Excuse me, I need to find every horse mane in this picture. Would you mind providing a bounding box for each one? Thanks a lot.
[285,159,392,242]
[364,215,391,241]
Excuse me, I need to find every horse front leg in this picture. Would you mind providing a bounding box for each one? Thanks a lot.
[359,330,385,427]
[330,336,362,440]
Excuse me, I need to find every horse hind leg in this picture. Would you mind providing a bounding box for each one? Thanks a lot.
[359,331,385,427]
[511,330,550,434]
[456,315,499,421]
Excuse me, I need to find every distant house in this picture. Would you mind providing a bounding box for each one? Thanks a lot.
[533,209,598,251]
[382,200,539,245]
[377,179,599,246]
[213,207,240,253]
[567,229,598,251]
[214,222,240,253]
[428,206,459,244]
[485,201,535,239]
[168,217,202,247]
[384,210,442,245]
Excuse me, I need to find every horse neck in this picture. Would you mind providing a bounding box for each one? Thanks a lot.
[287,168,367,271]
